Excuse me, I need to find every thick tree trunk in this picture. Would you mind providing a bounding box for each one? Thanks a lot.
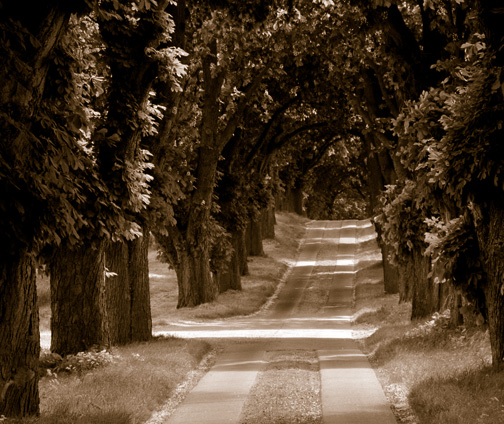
[399,248,438,319]
[105,241,131,345]
[483,274,504,370]
[238,227,249,276]
[167,123,221,307]
[261,206,276,239]
[175,246,217,308]
[281,188,294,213]
[51,242,110,356]
[105,233,151,344]
[0,253,40,418]
[397,258,412,304]
[293,186,305,216]
[275,192,285,212]
[381,243,400,294]
[281,187,305,215]
[128,232,152,341]
[373,222,400,294]
[449,287,465,327]
[246,217,265,257]
[0,5,76,418]
[218,230,243,293]
[473,194,504,369]
[159,219,220,308]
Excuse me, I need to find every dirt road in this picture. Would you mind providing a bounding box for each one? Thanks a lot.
[155,220,397,424]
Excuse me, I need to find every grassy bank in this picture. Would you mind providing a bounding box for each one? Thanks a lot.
[19,212,307,424]
[352,226,501,424]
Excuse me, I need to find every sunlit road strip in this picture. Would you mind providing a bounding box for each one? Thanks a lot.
[154,328,353,339]
[295,259,356,267]
[41,326,355,349]
[166,316,353,327]
[41,332,51,349]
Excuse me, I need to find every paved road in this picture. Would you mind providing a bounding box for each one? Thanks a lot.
[155,220,397,424]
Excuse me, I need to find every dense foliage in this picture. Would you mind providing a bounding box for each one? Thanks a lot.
[2,0,504,417]
[333,0,504,366]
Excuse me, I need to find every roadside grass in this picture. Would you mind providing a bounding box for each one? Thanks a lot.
[9,338,211,424]
[352,225,498,424]
[409,366,504,424]
[26,211,307,424]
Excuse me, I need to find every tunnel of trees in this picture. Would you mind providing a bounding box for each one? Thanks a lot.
[1,0,504,417]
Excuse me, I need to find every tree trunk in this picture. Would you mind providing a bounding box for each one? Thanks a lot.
[397,259,412,304]
[378,242,400,295]
[281,188,295,213]
[175,245,217,308]
[261,206,276,239]
[167,123,221,307]
[449,287,464,327]
[473,194,504,369]
[105,241,131,345]
[218,229,243,293]
[128,232,152,341]
[105,233,152,344]
[0,253,40,418]
[293,186,305,216]
[238,227,249,276]
[246,217,265,256]
[281,186,305,215]
[50,242,110,356]
[399,248,438,320]
[482,247,504,369]
[0,5,75,418]
[159,218,220,308]
[373,222,400,294]
[275,191,285,212]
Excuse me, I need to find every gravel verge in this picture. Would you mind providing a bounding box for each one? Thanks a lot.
[239,350,323,424]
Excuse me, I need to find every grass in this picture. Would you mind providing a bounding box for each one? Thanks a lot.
[12,338,211,424]
[352,225,499,424]
[409,367,504,424]
[24,212,307,424]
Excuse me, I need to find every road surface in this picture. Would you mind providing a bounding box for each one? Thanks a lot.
[155,220,397,424]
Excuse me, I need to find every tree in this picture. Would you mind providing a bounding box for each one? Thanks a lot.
[350,0,504,367]
[303,139,369,221]
[0,0,89,416]
[50,0,182,354]
[154,0,299,307]
[424,48,504,367]
[319,1,475,309]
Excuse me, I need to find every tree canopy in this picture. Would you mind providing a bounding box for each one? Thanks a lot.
[2,0,504,417]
